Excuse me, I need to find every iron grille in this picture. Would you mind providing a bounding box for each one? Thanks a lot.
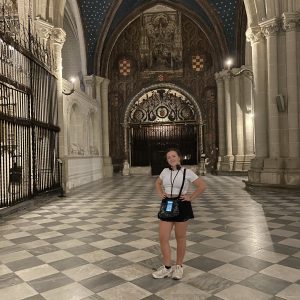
[0,7,60,207]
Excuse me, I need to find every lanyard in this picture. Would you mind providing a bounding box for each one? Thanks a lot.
[170,169,180,197]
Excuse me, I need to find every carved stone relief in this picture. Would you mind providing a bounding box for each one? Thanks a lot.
[140,11,183,72]
[129,89,196,124]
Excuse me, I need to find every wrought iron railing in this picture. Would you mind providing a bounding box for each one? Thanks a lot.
[0,5,54,70]
[0,5,60,207]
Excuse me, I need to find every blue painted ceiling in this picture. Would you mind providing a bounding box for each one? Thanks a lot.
[78,0,239,69]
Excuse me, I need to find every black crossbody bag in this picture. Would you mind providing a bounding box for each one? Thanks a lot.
[158,168,186,220]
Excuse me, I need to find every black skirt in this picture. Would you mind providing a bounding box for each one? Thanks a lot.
[158,200,194,222]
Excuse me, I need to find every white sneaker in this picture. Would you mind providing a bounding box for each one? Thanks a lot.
[172,265,183,280]
[152,265,173,279]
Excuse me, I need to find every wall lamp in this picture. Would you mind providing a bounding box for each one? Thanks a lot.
[62,77,76,95]
[225,58,233,70]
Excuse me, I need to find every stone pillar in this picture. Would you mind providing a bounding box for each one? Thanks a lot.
[97,77,113,177]
[258,19,283,184]
[232,68,244,171]
[246,26,267,182]
[50,28,67,150]
[94,77,104,156]
[215,73,226,170]
[49,27,67,190]
[94,76,104,178]
[122,124,130,176]
[242,66,255,170]
[283,13,299,158]
[262,19,280,158]
[223,71,234,170]
[282,12,300,185]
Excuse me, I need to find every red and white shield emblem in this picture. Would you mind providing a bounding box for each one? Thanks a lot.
[119,58,131,76]
[192,55,205,72]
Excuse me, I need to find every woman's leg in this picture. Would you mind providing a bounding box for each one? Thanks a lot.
[159,221,174,266]
[174,221,189,265]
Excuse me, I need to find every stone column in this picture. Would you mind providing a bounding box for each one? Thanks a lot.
[94,77,104,156]
[282,12,300,185]
[99,78,113,177]
[215,72,226,170]
[122,124,130,176]
[242,66,255,169]
[259,19,283,184]
[50,28,66,152]
[232,68,244,171]
[283,13,299,158]
[49,27,67,190]
[223,71,234,170]
[262,19,280,158]
[246,26,267,182]
[94,76,104,178]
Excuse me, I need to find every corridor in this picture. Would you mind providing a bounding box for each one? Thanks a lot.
[0,175,300,300]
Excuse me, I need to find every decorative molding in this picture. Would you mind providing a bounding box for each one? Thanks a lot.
[215,72,223,83]
[34,17,53,40]
[260,18,280,37]
[84,75,95,85]
[223,72,231,81]
[231,67,241,76]
[282,19,297,31]
[282,12,299,32]
[128,89,196,124]
[246,27,264,44]
[94,76,104,85]
[50,28,66,45]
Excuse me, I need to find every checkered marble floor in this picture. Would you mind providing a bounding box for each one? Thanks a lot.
[1,174,300,300]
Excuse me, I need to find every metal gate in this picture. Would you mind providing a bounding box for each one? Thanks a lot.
[0,11,60,207]
[130,123,198,175]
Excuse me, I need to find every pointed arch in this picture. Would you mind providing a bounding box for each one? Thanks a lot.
[96,0,228,76]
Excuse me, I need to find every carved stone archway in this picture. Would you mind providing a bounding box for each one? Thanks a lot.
[122,83,203,175]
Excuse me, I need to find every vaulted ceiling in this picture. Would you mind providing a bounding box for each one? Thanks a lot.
[77,0,246,73]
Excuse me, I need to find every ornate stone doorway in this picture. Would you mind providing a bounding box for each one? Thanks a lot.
[123,86,203,175]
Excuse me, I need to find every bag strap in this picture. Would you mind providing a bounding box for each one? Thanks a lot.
[177,168,186,198]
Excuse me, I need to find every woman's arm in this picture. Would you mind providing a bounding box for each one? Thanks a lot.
[181,177,206,201]
[155,177,166,199]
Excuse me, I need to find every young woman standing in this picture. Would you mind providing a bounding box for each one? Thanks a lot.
[152,148,206,280]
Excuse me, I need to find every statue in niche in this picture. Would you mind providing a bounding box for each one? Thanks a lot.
[140,11,183,71]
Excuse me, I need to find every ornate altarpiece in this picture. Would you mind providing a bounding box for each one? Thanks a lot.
[107,8,218,172]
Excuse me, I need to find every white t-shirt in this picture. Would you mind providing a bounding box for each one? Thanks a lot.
[159,167,199,196]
